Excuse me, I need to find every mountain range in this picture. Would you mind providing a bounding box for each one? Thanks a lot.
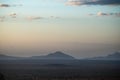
[0,51,75,60]
[0,51,120,60]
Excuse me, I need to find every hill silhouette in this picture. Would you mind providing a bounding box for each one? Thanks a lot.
[31,51,75,60]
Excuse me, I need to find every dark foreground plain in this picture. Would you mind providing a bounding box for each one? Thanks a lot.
[0,59,120,80]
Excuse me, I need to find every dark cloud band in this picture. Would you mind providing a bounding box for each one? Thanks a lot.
[0,3,22,8]
[86,0,120,5]
[66,0,120,6]
[0,4,10,7]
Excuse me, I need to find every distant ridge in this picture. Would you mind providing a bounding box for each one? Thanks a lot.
[0,54,21,59]
[107,52,120,58]
[88,51,120,60]
[0,54,8,58]
[0,51,75,60]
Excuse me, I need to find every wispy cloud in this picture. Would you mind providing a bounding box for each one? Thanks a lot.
[9,12,17,18]
[26,16,61,21]
[66,0,120,6]
[26,16,43,21]
[50,16,60,19]
[97,11,110,16]
[89,11,120,17]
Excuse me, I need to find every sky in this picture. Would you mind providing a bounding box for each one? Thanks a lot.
[0,0,120,58]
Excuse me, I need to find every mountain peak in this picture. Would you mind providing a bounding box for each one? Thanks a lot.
[46,51,75,60]
[49,51,66,56]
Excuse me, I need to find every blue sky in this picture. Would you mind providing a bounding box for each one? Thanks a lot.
[0,0,120,58]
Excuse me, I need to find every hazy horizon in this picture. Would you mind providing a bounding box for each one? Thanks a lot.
[0,0,120,58]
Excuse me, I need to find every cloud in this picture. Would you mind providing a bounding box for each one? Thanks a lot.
[26,16,43,20]
[97,12,120,17]
[0,12,17,22]
[114,13,120,17]
[9,12,17,18]
[0,4,10,7]
[89,11,120,17]
[0,3,22,8]
[50,16,60,19]
[66,0,120,6]
[26,16,60,21]
[97,11,109,16]
[66,0,82,6]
